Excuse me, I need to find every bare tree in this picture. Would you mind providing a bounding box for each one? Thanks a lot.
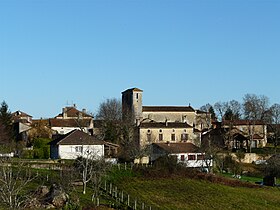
[91,158,111,204]
[95,98,123,144]
[214,102,228,121]
[74,151,97,195]
[268,103,280,153]
[228,100,241,120]
[0,159,37,209]
[243,94,270,152]
[96,98,122,121]
[74,149,111,195]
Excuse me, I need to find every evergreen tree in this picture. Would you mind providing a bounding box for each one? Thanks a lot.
[0,101,14,150]
[0,101,12,127]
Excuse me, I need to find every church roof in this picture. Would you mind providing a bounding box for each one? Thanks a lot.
[142,106,195,112]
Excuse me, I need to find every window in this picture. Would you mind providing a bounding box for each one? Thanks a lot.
[197,154,205,160]
[180,155,185,161]
[188,155,196,160]
[136,93,139,99]
[147,133,152,143]
[171,133,175,141]
[181,133,188,141]
[159,133,163,141]
[75,146,83,153]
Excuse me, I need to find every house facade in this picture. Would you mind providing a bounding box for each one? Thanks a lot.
[51,106,94,135]
[139,122,200,147]
[49,129,105,159]
[12,110,32,142]
[223,120,267,149]
[151,142,211,168]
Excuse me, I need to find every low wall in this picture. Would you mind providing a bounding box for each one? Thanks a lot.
[231,153,270,163]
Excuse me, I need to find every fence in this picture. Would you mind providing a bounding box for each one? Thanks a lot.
[101,180,156,210]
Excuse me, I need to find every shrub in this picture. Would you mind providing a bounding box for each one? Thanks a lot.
[21,150,34,159]
[264,154,280,177]
[33,138,51,159]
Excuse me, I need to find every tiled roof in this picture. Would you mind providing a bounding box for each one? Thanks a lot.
[140,122,193,128]
[196,110,208,114]
[50,119,92,127]
[55,107,92,118]
[32,119,50,126]
[223,120,265,126]
[142,106,195,112]
[12,110,32,118]
[153,142,199,154]
[252,134,263,139]
[49,129,105,145]
[122,88,143,93]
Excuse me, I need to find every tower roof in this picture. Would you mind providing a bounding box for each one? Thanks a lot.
[122,88,143,94]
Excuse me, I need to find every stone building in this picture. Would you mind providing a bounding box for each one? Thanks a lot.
[122,88,210,148]
[50,106,94,135]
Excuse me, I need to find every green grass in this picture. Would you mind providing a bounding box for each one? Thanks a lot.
[114,174,280,210]
[220,172,280,185]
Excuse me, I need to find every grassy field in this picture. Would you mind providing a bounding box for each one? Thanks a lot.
[112,171,280,210]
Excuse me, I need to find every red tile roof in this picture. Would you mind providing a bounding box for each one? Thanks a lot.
[55,107,92,118]
[153,142,199,154]
[50,119,92,127]
[143,106,195,112]
[140,122,193,128]
[49,129,104,145]
[223,120,265,126]
[12,110,32,118]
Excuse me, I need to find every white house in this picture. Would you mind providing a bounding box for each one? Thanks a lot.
[49,129,105,160]
[50,106,94,135]
[151,142,212,168]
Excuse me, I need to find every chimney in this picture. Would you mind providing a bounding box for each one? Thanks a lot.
[82,108,86,113]
[62,108,67,118]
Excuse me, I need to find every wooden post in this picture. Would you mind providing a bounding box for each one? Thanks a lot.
[104,180,107,191]
[110,183,112,194]
[134,199,137,210]
[127,194,130,206]
[142,202,145,210]
[97,198,99,206]
[115,187,117,197]
[125,162,127,170]
[118,163,120,170]
[121,191,124,202]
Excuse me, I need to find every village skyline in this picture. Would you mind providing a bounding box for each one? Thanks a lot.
[1,1,279,118]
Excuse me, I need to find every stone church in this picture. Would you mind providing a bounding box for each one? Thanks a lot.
[122,88,211,148]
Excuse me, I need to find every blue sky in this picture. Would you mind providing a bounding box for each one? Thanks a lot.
[0,0,279,118]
